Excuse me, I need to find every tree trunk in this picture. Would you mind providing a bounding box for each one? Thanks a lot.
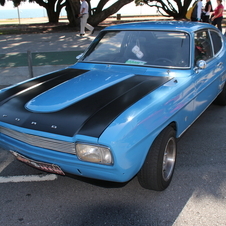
[66,0,135,28]
[66,0,80,27]
[34,0,66,24]
[89,0,134,26]
[46,8,60,23]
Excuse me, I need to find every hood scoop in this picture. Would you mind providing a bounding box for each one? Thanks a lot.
[25,70,134,113]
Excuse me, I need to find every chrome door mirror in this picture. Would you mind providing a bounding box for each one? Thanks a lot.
[196,60,207,69]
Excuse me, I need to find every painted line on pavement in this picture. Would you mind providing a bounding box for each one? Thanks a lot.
[0,153,14,173]
[0,174,58,183]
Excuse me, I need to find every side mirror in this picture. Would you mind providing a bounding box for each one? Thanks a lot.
[196,60,207,69]
[76,53,83,60]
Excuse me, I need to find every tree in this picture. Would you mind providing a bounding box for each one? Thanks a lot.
[135,0,193,19]
[1,0,135,27]
[66,0,80,27]
[66,0,134,27]
[88,0,134,26]
[36,0,67,23]
[0,0,67,23]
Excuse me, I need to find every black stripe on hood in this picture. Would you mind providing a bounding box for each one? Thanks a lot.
[0,68,87,105]
[0,73,172,138]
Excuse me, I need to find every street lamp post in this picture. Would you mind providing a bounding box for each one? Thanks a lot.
[17,6,21,24]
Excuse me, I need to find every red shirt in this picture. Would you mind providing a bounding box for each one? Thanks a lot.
[214,4,224,18]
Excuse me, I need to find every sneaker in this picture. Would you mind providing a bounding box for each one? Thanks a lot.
[80,33,85,37]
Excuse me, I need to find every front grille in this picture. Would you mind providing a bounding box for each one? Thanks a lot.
[0,126,76,154]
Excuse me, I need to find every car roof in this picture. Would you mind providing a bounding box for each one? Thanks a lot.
[104,21,217,33]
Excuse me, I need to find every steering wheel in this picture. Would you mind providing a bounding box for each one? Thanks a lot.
[153,58,173,66]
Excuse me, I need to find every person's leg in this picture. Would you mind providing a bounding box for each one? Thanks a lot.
[212,18,217,26]
[212,17,223,31]
[80,16,87,35]
[86,23,94,32]
[83,14,94,33]
[216,17,223,32]
[203,15,210,23]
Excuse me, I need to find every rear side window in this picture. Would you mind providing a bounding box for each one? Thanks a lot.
[194,30,213,62]
[210,31,222,55]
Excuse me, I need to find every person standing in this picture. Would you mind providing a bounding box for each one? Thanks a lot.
[211,0,224,32]
[191,0,203,21]
[202,0,213,23]
[78,0,94,36]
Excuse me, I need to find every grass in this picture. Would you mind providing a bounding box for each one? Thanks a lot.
[0,21,74,35]
[0,51,83,67]
[0,29,26,35]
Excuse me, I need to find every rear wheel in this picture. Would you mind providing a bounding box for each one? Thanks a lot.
[137,126,177,191]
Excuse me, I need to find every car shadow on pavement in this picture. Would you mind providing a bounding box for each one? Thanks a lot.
[1,104,226,226]
[59,104,226,226]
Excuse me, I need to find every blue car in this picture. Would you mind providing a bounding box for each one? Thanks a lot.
[1,21,226,191]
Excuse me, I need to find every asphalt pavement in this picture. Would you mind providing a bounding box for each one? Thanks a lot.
[1,103,226,226]
[0,31,97,88]
[1,23,226,226]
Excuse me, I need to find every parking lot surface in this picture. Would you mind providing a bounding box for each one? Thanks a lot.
[1,29,226,226]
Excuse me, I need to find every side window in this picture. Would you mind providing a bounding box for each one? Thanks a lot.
[194,30,213,63]
[210,31,222,55]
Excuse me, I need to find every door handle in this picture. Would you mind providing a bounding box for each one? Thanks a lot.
[217,62,223,67]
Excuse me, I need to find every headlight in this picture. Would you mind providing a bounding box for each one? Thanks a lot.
[75,143,113,165]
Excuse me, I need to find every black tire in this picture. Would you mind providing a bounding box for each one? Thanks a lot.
[214,83,226,106]
[137,126,177,191]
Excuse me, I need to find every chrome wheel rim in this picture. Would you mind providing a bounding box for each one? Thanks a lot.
[162,137,176,181]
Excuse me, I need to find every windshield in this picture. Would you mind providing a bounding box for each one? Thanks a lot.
[82,30,190,68]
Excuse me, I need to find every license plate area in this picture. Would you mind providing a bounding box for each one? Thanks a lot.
[11,151,65,175]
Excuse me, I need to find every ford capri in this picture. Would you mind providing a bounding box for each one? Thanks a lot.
[0,21,226,191]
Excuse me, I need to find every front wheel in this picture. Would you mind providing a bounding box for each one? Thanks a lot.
[137,126,177,191]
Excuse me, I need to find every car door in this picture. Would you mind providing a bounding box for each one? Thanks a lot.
[193,29,224,117]
[209,30,226,90]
